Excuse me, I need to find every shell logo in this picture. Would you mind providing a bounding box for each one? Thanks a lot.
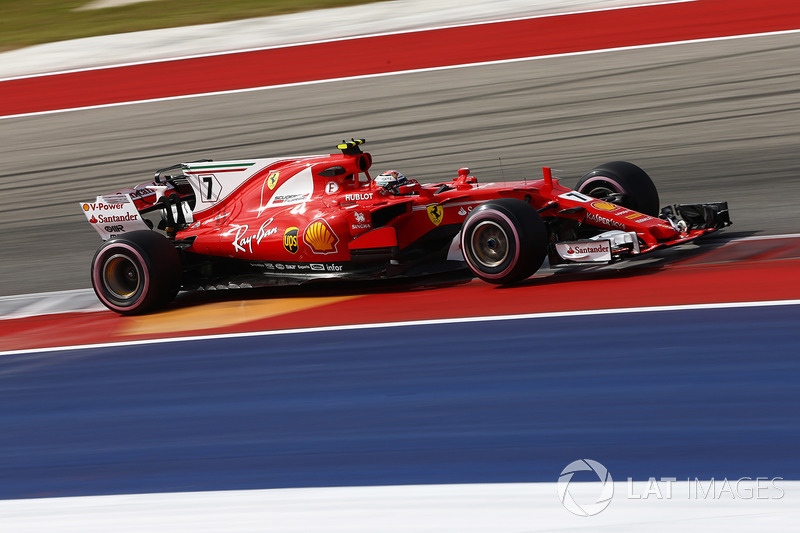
[591,201,618,211]
[83,204,90,211]
[304,219,339,254]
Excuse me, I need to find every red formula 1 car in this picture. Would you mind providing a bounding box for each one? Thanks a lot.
[80,139,730,314]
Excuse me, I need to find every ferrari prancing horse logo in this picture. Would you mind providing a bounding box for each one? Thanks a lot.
[267,171,280,190]
[427,204,443,226]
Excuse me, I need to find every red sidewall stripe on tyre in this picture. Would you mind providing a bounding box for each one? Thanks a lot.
[577,176,626,194]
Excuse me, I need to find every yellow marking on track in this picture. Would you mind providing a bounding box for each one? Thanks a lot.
[121,295,358,336]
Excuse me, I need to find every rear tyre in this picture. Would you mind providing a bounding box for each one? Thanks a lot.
[91,230,181,315]
[575,161,660,216]
[461,198,548,284]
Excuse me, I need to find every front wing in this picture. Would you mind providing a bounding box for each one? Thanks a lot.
[549,201,730,265]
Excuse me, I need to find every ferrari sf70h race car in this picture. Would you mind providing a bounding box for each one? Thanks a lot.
[80,139,730,314]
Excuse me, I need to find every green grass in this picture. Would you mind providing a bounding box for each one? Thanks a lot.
[0,0,389,52]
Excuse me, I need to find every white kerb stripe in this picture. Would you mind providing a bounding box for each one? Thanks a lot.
[2,298,798,357]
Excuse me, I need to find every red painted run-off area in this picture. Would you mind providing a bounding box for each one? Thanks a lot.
[2,0,800,116]
[2,240,800,352]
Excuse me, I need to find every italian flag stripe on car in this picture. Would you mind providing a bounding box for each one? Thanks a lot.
[183,162,256,173]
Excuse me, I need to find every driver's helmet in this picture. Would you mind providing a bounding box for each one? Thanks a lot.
[374,170,407,189]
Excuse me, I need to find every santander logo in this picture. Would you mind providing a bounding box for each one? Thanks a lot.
[567,244,607,255]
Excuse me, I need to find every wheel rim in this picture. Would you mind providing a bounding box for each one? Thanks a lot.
[580,178,620,201]
[102,254,141,300]
[587,185,616,200]
[470,221,509,268]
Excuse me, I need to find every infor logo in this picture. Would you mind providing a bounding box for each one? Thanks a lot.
[558,459,614,516]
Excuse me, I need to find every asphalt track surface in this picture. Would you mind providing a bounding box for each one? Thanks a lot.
[2,31,800,296]
[1,304,798,499]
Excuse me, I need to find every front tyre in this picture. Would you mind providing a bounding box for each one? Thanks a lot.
[575,161,660,216]
[461,198,548,284]
[91,231,181,315]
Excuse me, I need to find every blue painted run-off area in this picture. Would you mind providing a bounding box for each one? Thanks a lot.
[1,304,798,499]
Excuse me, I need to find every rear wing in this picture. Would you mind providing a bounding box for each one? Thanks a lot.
[78,159,211,241]
[79,193,151,241]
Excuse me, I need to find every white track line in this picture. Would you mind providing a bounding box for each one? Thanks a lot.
[2,299,799,357]
[727,232,800,241]
[3,27,799,121]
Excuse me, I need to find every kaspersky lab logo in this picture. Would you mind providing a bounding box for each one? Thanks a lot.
[558,459,614,516]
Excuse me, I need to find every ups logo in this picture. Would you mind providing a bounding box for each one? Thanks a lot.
[283,227,299,254]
